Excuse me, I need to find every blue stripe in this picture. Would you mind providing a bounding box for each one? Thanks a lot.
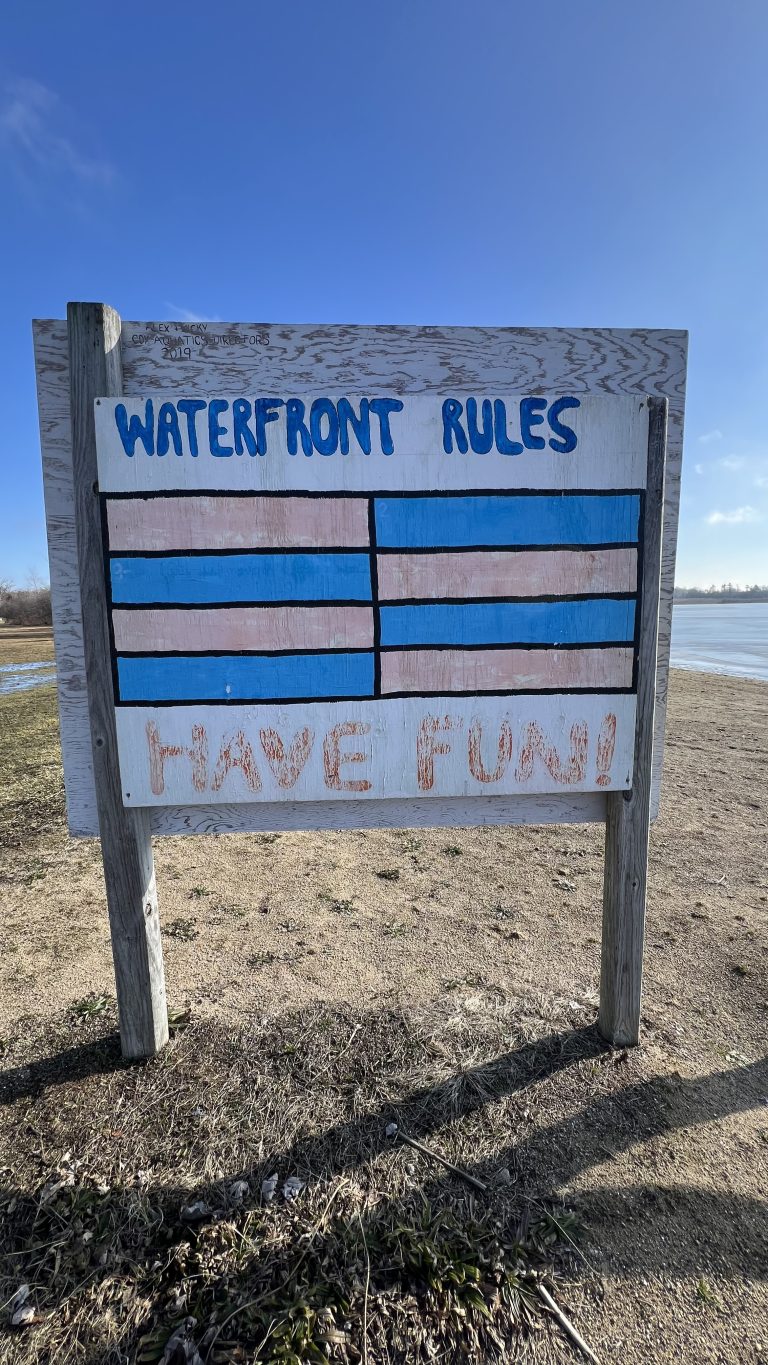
[110,554,372,604]
[379,599,636,647]
[117,652,375,702]
[374,494,640,548]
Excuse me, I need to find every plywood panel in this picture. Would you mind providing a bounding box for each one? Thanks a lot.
[34,320,686,836]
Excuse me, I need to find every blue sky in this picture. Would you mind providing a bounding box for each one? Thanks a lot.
[2,0,767,588]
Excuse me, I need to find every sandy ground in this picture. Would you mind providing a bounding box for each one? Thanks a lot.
[1,664,767,1362]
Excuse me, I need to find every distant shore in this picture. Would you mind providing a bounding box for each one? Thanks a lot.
[673,595,768,604]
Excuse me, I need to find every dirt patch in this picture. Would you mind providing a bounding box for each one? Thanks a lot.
[0,669,766,1362]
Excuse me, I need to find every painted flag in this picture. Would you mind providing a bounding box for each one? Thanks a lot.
[105,490,640,704]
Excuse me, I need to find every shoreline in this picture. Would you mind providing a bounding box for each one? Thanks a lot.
[670,661,768,683]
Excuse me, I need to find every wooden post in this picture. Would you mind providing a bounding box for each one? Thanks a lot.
[68,302,168,1059]
[599,397,667,1047]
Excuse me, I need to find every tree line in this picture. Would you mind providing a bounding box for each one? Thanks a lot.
[0,577,53,626]
[674,583,768,602]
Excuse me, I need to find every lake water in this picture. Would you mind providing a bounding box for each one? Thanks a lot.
[670,603,768,682]
[0,660,57,696]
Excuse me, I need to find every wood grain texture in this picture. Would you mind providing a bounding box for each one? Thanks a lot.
[148,791,608,835]
[34,320,686,837]
[112,605,374,653]
[599,398,667,1047]
[377,548,637,601]
[106,494,371,551]
[68,303,168,1058]
[380,645,634,694]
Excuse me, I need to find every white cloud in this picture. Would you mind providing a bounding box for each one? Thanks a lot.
[755,475,768,490]
[0,77,114,185]
[706,506,763,526]
[165,303,222,323]
[694,462,705,475]
[698,429,723,445]
[719,455,745,471]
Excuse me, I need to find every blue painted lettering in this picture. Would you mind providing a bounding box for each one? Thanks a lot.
[208,399,233,457]
[442,399,468,454]
[156,402,183,457]
[115,400,154,457]
[310,398,340,456]
[548,397,581,453]
[520,397,547,450]
[286,398,313,456]
[493,400,523,456]
[232,399,258,456]
[338,398,372,455]
[254,398,284,455]
[177,399,206,457]
[466,397,494,454]
[369,398,404,456]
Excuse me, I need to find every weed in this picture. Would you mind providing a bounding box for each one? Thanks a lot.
[318,892,355,915]
[383,920,410,938]
[189,886,210,900]
[493,903,517,920]
[442,844,463,857]
[695,1277,723,1309]
[215,901,249,919]
[21,857,47,884]
[376,868,401,882]
[248,950,277,968]
[167,1005,192,1033]
[165,917,199,942]
[70,993,111,1020]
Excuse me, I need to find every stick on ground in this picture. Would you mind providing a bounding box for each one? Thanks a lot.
[398,1132,488,1193]
[536,1282,601,1365]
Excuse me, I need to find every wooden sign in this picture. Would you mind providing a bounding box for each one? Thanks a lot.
[95,393,647,809]
[33,309,686,1059]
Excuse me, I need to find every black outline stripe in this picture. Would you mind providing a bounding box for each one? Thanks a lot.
[111,592,637,610]
[117,646,375,660]
[115,685,636,708]
[103,486,645,501]
[108,540,640,558]
[368,497,381,697]
[112,597,374,610]
[114,640,635,660]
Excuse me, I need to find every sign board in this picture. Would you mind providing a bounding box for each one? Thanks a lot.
[33,310,686,1058]
[94,393,648,809]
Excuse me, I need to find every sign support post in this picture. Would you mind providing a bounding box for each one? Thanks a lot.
[68,302,168,1058]
[599,397,667,1046]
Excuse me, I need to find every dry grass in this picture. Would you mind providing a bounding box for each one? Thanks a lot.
[0,998,596,1364]
[0,684,63,850]
[1,670,767,1361]
[0,627,55,666]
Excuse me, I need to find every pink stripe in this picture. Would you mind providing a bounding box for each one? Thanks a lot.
[107,496,370,551]
[377,548,637,600]
[113,606,374,653]
[380,647,634,693]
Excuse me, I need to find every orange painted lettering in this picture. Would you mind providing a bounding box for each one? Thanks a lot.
[323,721,371,791]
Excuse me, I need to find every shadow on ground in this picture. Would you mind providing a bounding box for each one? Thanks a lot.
[1,1003,766,1362]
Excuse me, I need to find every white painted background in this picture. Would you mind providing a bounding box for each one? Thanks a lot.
[95,393,649,492]
[116,694,636,806]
